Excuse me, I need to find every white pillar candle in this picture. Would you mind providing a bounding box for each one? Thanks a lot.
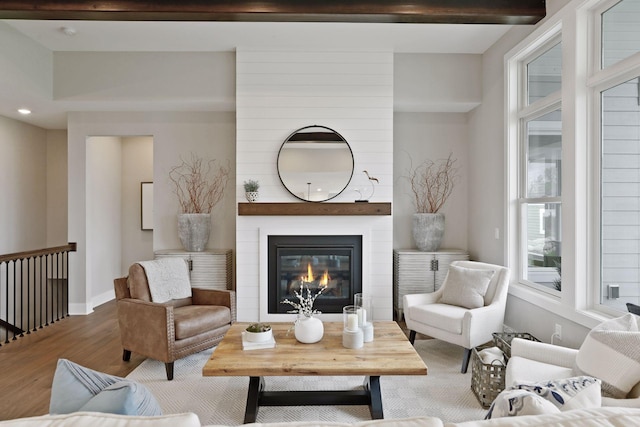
[356,307,366,326]
[347,313,358,331]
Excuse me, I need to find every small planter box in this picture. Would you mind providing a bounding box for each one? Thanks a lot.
[492,332,540,359]
[471,343,507,408]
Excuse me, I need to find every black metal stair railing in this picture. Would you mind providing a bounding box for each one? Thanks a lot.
[0,243,77,345]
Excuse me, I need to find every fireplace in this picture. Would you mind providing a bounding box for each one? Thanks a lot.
[268,235,362,314]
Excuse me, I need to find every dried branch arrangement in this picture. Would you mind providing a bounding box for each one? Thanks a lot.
[169,153,230,214]
[281,282,326,317]
[406,153,459,214]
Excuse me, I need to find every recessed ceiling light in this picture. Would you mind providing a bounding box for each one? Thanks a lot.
[18,108,31,115]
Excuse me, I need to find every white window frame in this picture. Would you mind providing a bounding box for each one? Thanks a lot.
[508,27,563,297]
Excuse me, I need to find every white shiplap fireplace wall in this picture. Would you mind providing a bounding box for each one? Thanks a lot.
[235,49,394,322]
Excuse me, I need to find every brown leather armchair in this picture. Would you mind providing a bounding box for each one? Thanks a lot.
[114,263,236,380]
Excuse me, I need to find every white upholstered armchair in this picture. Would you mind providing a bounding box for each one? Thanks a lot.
[403,260,510,373]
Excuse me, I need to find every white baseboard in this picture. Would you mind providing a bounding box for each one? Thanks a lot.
[92,289,115,309]
[68,290,114,315]
[69,302,93,315]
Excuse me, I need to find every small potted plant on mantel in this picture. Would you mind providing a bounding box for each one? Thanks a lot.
[404,153,459,252]
[243,179,260,202]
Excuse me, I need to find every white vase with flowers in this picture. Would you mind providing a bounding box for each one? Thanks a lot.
[281,282,326,344]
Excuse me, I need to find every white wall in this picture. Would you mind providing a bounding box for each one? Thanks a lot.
[54,52,235,111]
[121,136,154,274]
[85,135,154,305]
[87,137,122,306]
[235,50,394,322]
[0,116,47,253]
[393,112,469,251]
[46,130,68,246]
[394,54,482,113]
[67,111,235,313]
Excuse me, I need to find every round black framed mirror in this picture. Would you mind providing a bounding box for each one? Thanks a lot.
[277,125,354,202]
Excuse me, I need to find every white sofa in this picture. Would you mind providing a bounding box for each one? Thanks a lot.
[2,408,640,427]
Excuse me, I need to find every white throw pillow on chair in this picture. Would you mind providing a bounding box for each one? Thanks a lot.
[439,265,495,309]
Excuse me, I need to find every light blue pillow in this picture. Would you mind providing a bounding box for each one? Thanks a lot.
[79,381,161,415]
[49,359,162,416]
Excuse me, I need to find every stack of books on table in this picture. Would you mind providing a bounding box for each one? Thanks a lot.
[241,332,276,350]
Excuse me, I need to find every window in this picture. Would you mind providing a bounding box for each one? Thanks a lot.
[509,37,563,295]
[601,0,640,68]
[522,109,563,292]
[527,42,562,105]
[599,76,640,311]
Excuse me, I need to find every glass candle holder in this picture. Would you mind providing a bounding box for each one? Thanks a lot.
[354,293,371,327]
[342,305,363,349]
[343,305,359,332]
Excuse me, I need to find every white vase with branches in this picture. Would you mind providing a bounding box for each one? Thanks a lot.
[404,153,459,251]
[169,153,230,251]
[281,282,326,343]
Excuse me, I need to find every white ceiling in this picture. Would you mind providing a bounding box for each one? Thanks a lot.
[1,20,513,129]
[5,20,511,53]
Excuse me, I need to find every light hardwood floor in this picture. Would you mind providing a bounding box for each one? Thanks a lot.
[0,300,145,420]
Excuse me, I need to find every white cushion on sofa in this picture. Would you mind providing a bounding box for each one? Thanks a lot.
[506,356,575,388]
[236,418,444,427]
[0,412,200,427]
[449,407,640,427]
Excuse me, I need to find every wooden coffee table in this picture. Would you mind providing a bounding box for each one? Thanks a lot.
[202,321,427,423]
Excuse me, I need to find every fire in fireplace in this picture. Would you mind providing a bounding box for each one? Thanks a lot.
[268,235,362,314]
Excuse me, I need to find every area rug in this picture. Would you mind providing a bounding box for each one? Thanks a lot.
[126,339,487,425]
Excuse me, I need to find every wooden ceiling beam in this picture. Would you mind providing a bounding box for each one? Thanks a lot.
[0,0,545,25]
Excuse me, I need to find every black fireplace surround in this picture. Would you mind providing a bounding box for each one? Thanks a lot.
[268,235,362,314]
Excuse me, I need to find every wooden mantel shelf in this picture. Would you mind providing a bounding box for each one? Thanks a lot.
[238,202,391,216]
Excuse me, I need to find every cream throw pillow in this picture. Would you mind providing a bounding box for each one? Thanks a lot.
[440,265,495,309]
[575,313,640,398]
